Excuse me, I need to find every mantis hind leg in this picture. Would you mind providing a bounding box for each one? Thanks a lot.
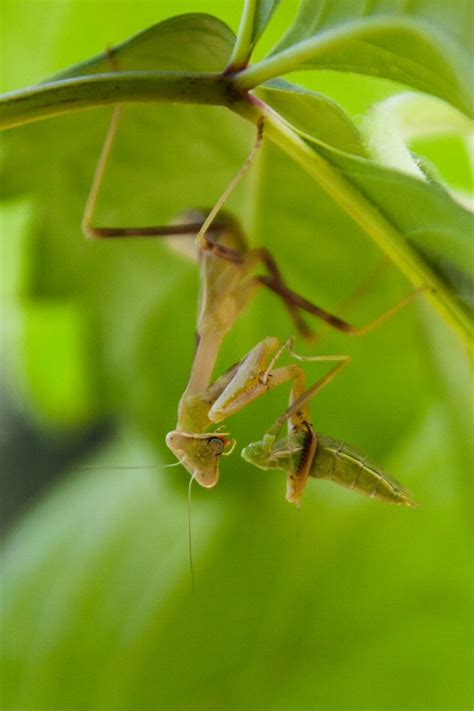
[81,105,213,241]
[81,106,316,341]
[258,274,428,339]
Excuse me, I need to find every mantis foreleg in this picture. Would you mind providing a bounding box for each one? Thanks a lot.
[236,342,351,506]
[167,334,348,492]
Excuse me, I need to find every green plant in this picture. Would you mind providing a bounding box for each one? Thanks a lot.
[1,2,472,710]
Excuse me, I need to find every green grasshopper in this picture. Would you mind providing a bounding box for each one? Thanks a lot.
[83,108,422,503]
[241,369,414,508]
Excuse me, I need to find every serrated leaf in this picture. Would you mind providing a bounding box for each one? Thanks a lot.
[263,0,473,117]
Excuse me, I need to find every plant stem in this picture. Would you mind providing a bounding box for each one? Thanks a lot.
[0,69,470,347]
[233,16,447,91]
[0,72,229,130]
[226,0,257,71]
[232,98,472,347]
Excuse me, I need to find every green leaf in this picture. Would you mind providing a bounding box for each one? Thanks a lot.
[237,0,473,117]
[1,5,472,710]
[249,0,282,50]
[247,98,473,336]
[52,12,235,79]
[1,407,471,710]
[315,142,474,312]
[1,6,472,430]
[0,11,237,421]
[1,8,471,343]
[228,0,281,69]
[360,92,474,206]
[0,14,235,129]
[258,79,368,156]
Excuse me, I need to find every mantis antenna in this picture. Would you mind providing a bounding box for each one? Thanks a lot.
[80,462,183,470]
[188,473,197,594]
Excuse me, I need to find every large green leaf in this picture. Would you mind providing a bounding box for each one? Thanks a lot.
[0,13,238,426]
[317,144,474,310]
[1,404,471,710]
[1,6,472,342]
[360,92,474,206]
[258,84,473,320]
[1,4,472,710]
[52,12,235,79]
[258,79,368,156]
[0,8,470,435]
[252,0,473,117]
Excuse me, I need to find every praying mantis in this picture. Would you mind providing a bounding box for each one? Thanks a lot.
[83,106,421,507]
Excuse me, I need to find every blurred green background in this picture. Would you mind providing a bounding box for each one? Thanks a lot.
[1,2,472,710]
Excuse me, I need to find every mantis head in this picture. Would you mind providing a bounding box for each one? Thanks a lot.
[165,431,234,488]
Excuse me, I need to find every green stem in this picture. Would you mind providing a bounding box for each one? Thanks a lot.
[0,69,470,346]
[232,98,472,347]
[0,72,229,130]
[233,16,446,91]
[226,0,257,71]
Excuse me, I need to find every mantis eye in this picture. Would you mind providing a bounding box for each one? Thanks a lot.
[208,437,225,455]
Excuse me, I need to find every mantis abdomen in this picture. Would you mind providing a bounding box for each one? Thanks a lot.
[312,434,414,507]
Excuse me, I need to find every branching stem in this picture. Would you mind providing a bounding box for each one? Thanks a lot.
[226,0,257,71]
[233,16,450,92]
[0,72,229,130]
[0,67,471,347]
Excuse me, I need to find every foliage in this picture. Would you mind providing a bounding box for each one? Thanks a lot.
[1,2,472,710]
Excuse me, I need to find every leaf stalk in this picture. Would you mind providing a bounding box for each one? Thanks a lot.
[0,72,230,130]
[226,0,257,71]
[0,66,471,348]
[233,16,453,92]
